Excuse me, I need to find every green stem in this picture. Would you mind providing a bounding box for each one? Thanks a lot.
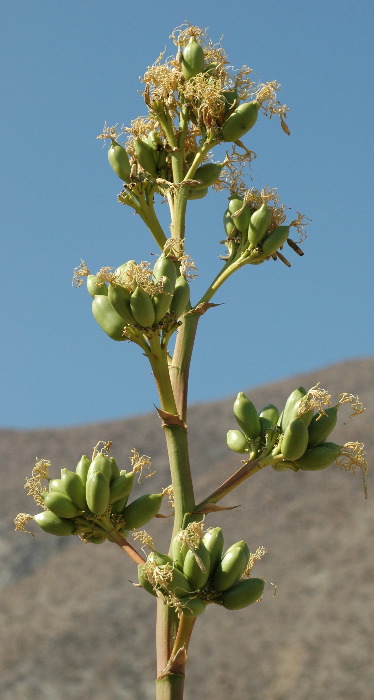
[195,456,267,512]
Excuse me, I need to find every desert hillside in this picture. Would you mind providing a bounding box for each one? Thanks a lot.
[1,357,373,699]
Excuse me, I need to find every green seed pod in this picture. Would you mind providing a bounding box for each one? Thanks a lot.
[152,276,173,324]
[108,457,121,481]
[221,101,259,142]
[134,138,157,177]
[287,397,314,427]
[222,88,239,114]
[147,551,193,596]
[226,429,249,453]
[281,387,307,431]
[223,209,236,238]
[192,162,224,189]
[86,470,110,516]
[212,542,250,592]
[186,186,209,200]
[228,197,252,235]
[172,536,189,570]
[87,275,108,298]
[183,541,211,589]
[153,255,178,290]
[296,442,341,471]
[259,416,273,439]
[60,468,87,511]
[202,527,224,573]
[281,418,309,461]
[108,283,136,325]
[87,453,112,482]
[109,472,135,503]
[85,533,107,544]
[43,492,81,519]
[181,37,205,80]
[248,203,272,247]
[204,61,219,76]
[259,404,279,425]
[130,286,156,327]
[170,276,190,319]
[233,392,261,440]
[48,478,66,494]
[108,139,131,183]
[122,493,164,530]
[111,493,130,514]
[147,130,162,150]
[221,578,265,610]
[138,564,157,597]
[92,295,127,341]
[75,455,91,484]
[34,511,75,536]
[180,596,206,617]
[307,406,339,447]
[261,225,290,257]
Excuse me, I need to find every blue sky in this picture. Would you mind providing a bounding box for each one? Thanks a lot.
[2,0,373,428]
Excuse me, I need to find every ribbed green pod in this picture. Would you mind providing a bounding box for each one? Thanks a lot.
[172,537,189,570]
[92,295,127,341]
[134,138,157,176]
[221,101,259,142]
[181,37,205,80]
[221,578,265,610]
[43,492,81,519]
[75,455,91,484]
[281,418,309,461]
[212,541,250,592]
[109,472,135,503]
[228,197,252,235]
[180,596,206,617]
[108,283,136,325]
[108,139,131,183]
[86,470,110,516]
[281,387,307,431]
[48,478,66,494]
[261,225,290,257]
[122,493,163,530]
[287,397,314,427]
[183,541,211,589]
[186,186,209,200]
[152,255,177,289]
[222,89,239,114]
[108,457,121,481]
[223,209,236,238]
[147,551,193,596]
[296,442,341,471]
[226,429,249,453]
[307,406,339,447]
[233,392,261,439]
[130,286,156,327]
[87,275,108,298]
[170,276,190,319]
[138,564,157,597]
[192,162,224,189]
[259,404,279,424]
[202,527,224,573]
[60,468,87,511]
[152,276,173,324]
[87,453,112,482]
[34,511,75,536]
[248,203,272,247]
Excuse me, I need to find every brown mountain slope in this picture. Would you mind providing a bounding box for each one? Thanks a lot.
[1,357,373,699]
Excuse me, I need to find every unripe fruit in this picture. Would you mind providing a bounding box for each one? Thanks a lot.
[221,101,259,142]
[108,283,136,325]
[228,197,251,234]
[34,511,75,536]
[153,276,173,323]
[122,493,164,530]
[307,406,339,447]
[130,286,155,327]
[259,404,279,425]
[261,225,289,257]
[233,392,261,439]
[221,578,264,610]
[109,472,135,503]
[87,453,112,482]
[296,442,341,471]
[192,162,224,189]
[180,596,206,617]
[248,203,272,247]
[153,255,177,290]
[138,564,157,597]
[281,418,309,461]
[108,139,131,183]
[186,186,209,200]
[92,295,127,341]
[170,276,190,319]
[134,138,157,176]
[212,541,250,592]
[75,455,91,484]
[202,527,224,573]
[183,541,211,589]
[281,387,307,431]
[87,275,108,298]
[223,209,236,238]
[86,470,110,516]
[60,468,87,511]
[43,492,81,519]
[181,37,205,80]
[226,429,248,453]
